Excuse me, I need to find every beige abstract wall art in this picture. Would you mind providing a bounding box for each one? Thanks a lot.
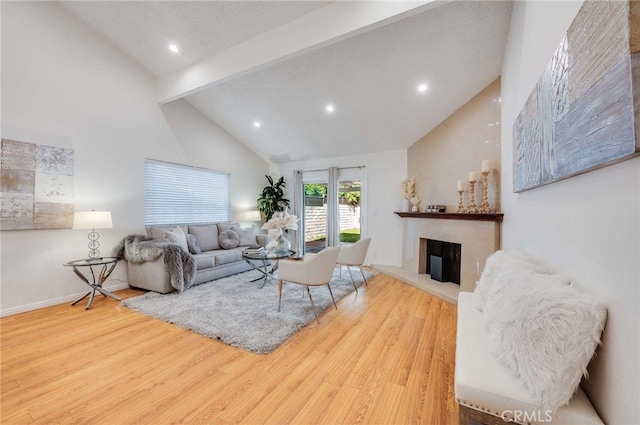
[1,139,74,230]
[513,0,640,192]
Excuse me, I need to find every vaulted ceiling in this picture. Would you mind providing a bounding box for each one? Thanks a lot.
[60,1,513,164]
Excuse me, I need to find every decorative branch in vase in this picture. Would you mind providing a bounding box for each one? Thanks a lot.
[401,177,421,212]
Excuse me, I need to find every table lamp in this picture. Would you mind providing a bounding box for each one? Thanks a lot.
[245,210,262,222]
[73,211,113,259]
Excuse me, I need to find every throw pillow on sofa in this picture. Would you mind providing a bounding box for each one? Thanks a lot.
[219,229,240,249]
[148,225,188,241]
[163,226,189,253]
[232,225,259,247]
[186,234,201,254]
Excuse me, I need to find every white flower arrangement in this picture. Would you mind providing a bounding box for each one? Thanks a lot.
[262,210,299,236]
[262,210,299,251]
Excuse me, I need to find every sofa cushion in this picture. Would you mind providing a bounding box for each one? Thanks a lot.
[188,224,220,251]
[484,270,607,412]
[147,225,188,241]
[163,226,189,253]
[192,253,215,270]
[212,249,243,266]
[186,234,201,254]
[219,230,240,249]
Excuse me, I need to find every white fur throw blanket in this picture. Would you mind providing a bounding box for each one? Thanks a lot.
[112,234,196,292]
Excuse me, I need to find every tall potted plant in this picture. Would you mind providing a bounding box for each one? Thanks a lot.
[257,175,291,221]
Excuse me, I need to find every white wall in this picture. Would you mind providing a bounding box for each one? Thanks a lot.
[0,2,268,315]
[159,100,267,216]
[408,78,502,213]
[275,150,407,266]
[501,1,640,423]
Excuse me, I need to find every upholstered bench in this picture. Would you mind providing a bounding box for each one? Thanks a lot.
[455,252,604,425]
[456,292,603,425]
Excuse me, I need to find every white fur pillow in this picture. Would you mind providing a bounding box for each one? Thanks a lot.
[484,269,607,412]
[474,250,549,311]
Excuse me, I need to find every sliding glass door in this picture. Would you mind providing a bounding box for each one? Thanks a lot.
[297,168,366,255]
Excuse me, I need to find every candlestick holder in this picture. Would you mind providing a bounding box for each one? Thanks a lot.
[457,190,466,213]
[479,171,491,213]
[467,180,478,213]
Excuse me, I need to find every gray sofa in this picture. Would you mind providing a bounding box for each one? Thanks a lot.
[127,222,267,293]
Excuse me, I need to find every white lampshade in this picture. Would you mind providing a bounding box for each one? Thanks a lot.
[245,210,262,222]
[73,211,113,230]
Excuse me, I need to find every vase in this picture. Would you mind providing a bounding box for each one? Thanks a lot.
[402,199,410,212]
[275,233,291,254]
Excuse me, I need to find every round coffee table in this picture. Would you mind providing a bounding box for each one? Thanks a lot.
[242,250,294,288]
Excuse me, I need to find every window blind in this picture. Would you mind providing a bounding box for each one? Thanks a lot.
[145,159,230,225]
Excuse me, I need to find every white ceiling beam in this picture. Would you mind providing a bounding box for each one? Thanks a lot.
[157,1,448,104]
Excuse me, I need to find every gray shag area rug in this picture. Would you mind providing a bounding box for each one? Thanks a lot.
[122,268,371,354]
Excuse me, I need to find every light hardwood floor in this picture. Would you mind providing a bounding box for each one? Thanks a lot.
[1,272,458,424]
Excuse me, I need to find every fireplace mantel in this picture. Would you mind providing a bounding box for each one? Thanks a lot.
[394,211,503,222]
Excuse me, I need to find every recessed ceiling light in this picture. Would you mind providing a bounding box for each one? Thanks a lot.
[325,104,335,113]
[168,44,179,53]
[253,121,261,128]
[417,83,428,93]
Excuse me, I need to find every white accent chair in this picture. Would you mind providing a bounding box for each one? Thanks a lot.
[277,246,340,323]
[336,237,371,293]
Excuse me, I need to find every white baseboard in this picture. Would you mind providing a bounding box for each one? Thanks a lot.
[0,282,130,317]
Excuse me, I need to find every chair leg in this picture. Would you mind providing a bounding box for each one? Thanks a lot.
[346,265,358,293]
[278,280,283,312]
[339,264,342,278]
[327,284,337,309]
[359,266,368,286]
[306,286,320,323]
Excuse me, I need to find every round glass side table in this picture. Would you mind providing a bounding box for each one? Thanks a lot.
[64,257,122,310]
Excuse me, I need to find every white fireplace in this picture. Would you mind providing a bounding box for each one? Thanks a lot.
[401,214,501,293]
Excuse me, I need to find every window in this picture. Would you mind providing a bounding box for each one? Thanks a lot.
[145,159,230,225]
